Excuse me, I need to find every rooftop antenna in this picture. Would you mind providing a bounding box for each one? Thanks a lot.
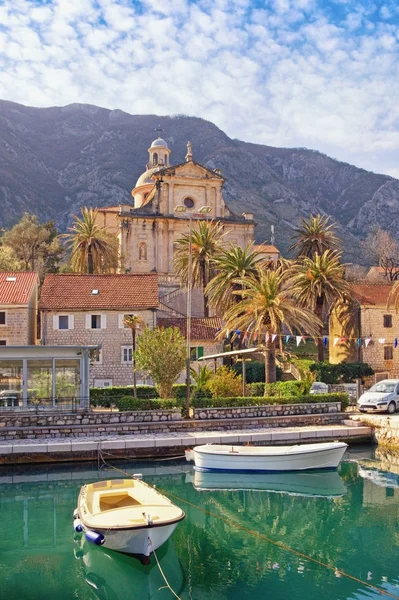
[271,224,275,245]
[154,125,164,135]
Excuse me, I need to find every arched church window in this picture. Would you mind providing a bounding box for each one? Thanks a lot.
[138,242,147,261]
[164,154,168,166]
[184,197,194,209]
[153,153,158,166]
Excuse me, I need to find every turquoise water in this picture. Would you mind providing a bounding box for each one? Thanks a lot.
[1,447,399,600]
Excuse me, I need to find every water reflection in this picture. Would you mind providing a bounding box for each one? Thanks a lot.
[75,537,184,600]
[188,469,347,497]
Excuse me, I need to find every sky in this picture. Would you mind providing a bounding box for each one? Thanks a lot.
[1,0,399,177]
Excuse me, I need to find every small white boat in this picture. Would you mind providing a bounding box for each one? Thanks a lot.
[74,478,185,561]
[188,469,347,497]
[185,441,348,472]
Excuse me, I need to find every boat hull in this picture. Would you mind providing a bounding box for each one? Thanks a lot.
[192,442,348,472]
[88,521,181,556]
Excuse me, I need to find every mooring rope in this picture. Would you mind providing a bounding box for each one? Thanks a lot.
[150,540,183,600]
[97,454,399,599]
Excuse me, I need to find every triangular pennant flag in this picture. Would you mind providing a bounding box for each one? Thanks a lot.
[340,337,347,343]
[265,332,270,343]
[395,338,398,349]
[378,338,386,345]
[271,333,277,342]
[357,338,361,347]
[285,335,291,343]
[333,337,340,346]
[365,338,371,347]
[235,329,241,335]
[253,331,258,342]
[323,336,328,347]
[296,335,303,346]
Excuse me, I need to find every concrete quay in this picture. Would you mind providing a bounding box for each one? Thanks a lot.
[0,421,371,465]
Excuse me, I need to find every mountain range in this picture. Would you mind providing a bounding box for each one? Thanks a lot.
[1,99,397,263]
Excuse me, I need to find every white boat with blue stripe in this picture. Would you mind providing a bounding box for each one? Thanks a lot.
[185,442,348,473]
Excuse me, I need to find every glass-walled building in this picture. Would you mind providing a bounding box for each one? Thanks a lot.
[0,346,98,409]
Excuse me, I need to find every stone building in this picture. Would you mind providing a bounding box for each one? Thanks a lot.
[96,137,255,303]
[40,273,158,387]
[0,272,39,345]
[329,284,399,378]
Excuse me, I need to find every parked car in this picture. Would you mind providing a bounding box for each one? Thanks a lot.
[357,380,399,414]
[0,389,21,407]
[309,382,329,395]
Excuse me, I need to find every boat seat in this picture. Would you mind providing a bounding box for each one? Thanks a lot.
[98,491,142,512]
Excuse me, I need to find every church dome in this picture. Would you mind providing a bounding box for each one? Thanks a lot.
[135,167,159,188]
[151,137,168,148]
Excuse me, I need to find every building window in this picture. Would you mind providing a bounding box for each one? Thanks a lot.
[153,152,158,166]
[190,346,204,361]
[184,197,195,209]
[59,315,69,330]
[121,346,133,363]
[164,154,168,166]
[383,314,392,328]
[91,315,102,329]
[0,312,6,326]
[0,340,6,345]
[384,346,393,360]
[53,314,74,330]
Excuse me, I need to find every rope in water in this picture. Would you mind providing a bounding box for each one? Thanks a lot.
[98,454,399,599]
[150,541,183,600]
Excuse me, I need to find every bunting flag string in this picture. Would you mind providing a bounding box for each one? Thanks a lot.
[223,329,399,348]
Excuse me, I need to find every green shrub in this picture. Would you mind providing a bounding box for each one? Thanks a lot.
[232,360,283,382]
[247,380,311,397]
[191,392,348,410]
[90,384,191,407]
[208,366,243,398]
[309,361,374,384]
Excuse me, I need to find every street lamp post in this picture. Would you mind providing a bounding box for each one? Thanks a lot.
[175,204,211,419]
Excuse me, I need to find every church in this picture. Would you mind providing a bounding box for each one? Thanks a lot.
[96,136,256,291]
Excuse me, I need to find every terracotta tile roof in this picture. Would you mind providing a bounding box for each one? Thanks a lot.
[0,272,39,305]
[351,284,393,306]
[255,244,280,254]
[157,317,222,341]
[40,274,158,310]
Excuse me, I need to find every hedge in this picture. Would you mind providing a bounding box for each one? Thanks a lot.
[191,392,349,410]
[90,384,188,407]
[116,397,180,411]
[247,381,310,397]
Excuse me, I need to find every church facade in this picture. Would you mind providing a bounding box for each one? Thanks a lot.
[96,137,255,279]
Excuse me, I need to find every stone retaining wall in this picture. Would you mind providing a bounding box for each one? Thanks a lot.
[0,412,347,441]
[194,402,341,420]
[350,414,399,449]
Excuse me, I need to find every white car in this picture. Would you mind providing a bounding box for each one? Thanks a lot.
[357,380,399,414]
[309,382,329,395]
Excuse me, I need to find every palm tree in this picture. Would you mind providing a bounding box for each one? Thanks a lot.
[221,267,321,385]
[290,250,350,362]
[123,314,145,398]
[173,220,226,316]
[206,243,263,313]
[289,214,341,259]
[61,207,119,274]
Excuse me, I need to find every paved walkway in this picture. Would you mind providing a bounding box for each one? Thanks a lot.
[0,422,371,456]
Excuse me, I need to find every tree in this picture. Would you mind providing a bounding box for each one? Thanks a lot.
[60,207,119,274]
[221,267,320,385]
[0,245,22,271]
[207,366,243,398]
[135,327,186,398]
[1,213,63,279]
[290,250,350,362]
[123,314,145,399]
[173,220,226,317]
[361,227,399,281]
[206,243,263,313]
[289,214,341,258]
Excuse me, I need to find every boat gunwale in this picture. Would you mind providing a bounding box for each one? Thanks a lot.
[79,511,186,532]
[194,443,348,459]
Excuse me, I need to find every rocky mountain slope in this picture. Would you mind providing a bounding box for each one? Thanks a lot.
[1,100,397,262]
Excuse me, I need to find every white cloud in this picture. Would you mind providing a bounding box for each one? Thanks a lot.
[0,0,398,177]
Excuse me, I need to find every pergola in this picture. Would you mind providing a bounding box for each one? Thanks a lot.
[198,347,262,396]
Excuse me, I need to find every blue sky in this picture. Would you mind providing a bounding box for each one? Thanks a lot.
[1,0,399,177]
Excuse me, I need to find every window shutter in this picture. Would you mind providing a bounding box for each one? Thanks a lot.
[101,314,107,329]
[85,314,91,329]
[53,315,59,330]
[197,346,204,359]
[69,315,75,330]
